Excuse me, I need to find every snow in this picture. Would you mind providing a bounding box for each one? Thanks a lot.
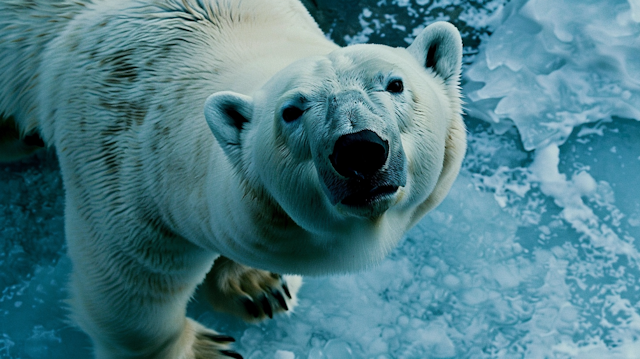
[1,0,640,358]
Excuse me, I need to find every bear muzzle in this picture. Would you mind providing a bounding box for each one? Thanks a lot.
[321,129,407,218]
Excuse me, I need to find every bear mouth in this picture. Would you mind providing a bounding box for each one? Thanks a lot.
[340,184,400,207]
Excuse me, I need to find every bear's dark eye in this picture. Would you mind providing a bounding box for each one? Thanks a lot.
[282,106,304,123]
[386,79,404,94]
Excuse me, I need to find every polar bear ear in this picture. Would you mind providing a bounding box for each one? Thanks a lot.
[407,21,462,85]
[204,91,253,167]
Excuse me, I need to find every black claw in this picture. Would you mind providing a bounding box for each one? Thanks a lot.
[221,350,244,359]
[260,295,273,319]
[241,297,260,318]
[271,289,289,311]
[282,283,292,299]
[203,333,235,343]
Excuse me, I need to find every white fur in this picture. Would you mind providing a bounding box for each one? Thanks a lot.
[0,0,466,358]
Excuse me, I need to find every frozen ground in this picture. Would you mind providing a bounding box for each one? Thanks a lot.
[1,0,639,358]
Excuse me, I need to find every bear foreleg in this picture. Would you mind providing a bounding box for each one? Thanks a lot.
[64,204,243,359]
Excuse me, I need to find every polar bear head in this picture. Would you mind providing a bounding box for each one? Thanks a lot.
[204,22,466,273]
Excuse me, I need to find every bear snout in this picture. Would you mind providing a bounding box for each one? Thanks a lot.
[329,129,389,180]
[318,128,407,218]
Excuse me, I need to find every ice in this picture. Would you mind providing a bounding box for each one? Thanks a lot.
[465,0,640,151]
[2,0,640,358]
[274,350,296,359]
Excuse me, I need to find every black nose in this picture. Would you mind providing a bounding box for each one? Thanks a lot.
[330,130,389,179]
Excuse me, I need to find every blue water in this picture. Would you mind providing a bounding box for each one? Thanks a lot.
[1,0,639,358]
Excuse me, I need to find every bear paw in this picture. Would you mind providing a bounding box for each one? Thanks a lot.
[181,319,243,359]
[202,256,302,322]
[191,332,242,359]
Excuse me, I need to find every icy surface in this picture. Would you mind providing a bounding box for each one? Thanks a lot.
[2,0,640,358]
[465,0,640,150]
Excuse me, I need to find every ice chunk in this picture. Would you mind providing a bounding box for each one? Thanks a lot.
[322,340,352,359]
[631,0,640,22]
[274,350,295,359]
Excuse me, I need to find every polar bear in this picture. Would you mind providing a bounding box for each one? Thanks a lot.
[0,0,466,358]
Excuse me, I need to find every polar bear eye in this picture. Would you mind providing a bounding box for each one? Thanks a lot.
[385,79,404,94]
[282,106,304,123]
